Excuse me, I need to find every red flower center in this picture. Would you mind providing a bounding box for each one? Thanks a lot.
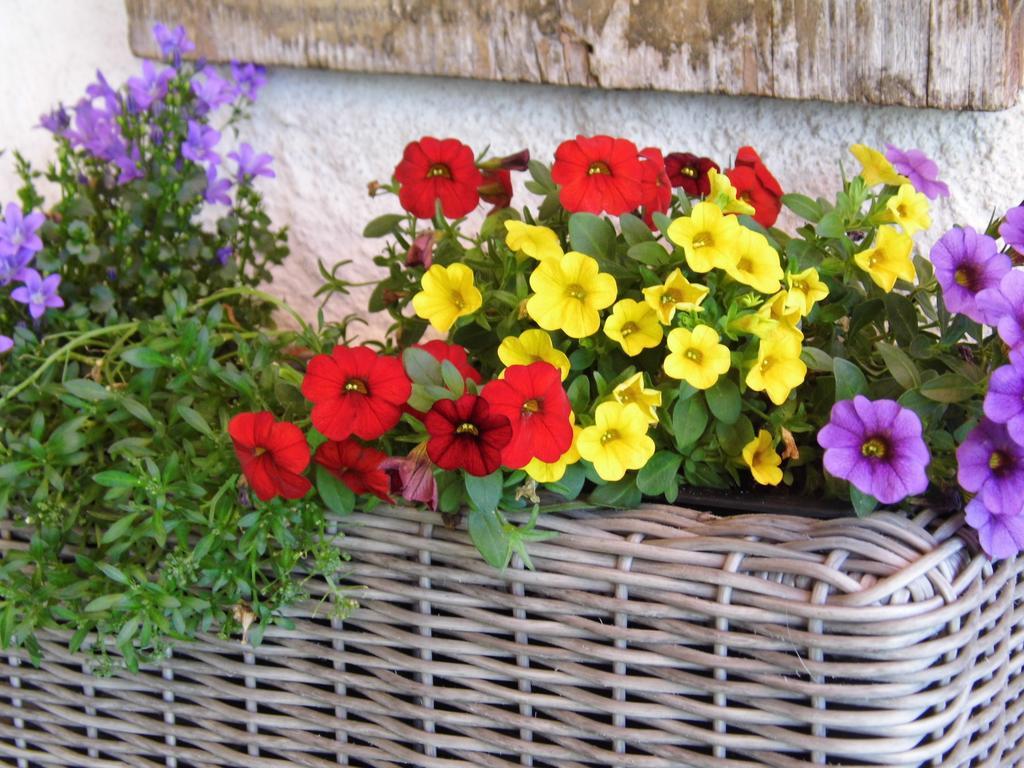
[587,161,611,176]
[522,398,541,414]
[456,422,480,435]
[344,378,369,394]
[427,163,452,179]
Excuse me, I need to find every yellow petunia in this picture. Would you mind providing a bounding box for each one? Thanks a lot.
[663,325,732,390]
[849,144,909,187]
[642,268,709,324]
[505,220,564,261]
[884,184,931,237]
[854,226,916,293]
[603,299,664,357]
[612,372,662,424]
[722,228,784,295]
[745,334,807,406]
[783,267,830,317]
[525,423,581,483]
[411,263,483,333]
[497,329,571,381]
[577,402,656,482]
[742,430,783,486]
[526,251,618,338]
[667,201,742,273]
[731,291,803,340]
[707,168,756,215]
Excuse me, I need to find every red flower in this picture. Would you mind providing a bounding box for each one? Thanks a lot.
[478,168,513,212]
[638,147,672,228]
[551,135,644,215]
[394,137,483,219]
[301,345,411,441]
[664,152,720,197]
[228,412,312,502]
[424,394,512,476]
[726,146,783,227]
[314,439,393,502]
[415,340,483,385]
[481,362,572,468]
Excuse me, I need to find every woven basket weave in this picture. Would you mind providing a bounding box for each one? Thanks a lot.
[0,503,1022,767]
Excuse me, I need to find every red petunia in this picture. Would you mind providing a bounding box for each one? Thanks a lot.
[394,137,484,219]
[424,394,512,477]
[664,152,720,197]
[478,168,513,212]
[726,146,783,227]
[228,412,312,502]
[301,345,412,441]
[551,135,644,215]
[638,147,672,228]
[314,439,393,503]
[481,362,573,469]
[415,340,483,385]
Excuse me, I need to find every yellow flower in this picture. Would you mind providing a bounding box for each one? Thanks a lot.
[612,372,662,424]
[667,201,742,273]
[642,268,709,324]
[854,226,916,293]
[849,144,909,187]
[722,228,784,294]
[497,329,571,381]
[663,325,731,390]
[525,423,581,483]
[783,268,830,317]
[603,299,664,357]
[742,430,783,486]
[745,334,807,406]
[527,251,618,338]
[505,220,563,261]
[412,263,483,333]
[577,402,655,482]
[884,184,931,237]
[707,168,756,215]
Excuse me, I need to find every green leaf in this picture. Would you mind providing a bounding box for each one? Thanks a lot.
[588,477,643,508]
[49,416,87,455]
[781,193,824,222]
[544,463,586,499]
[568,213,615,259]
[402,347,443,386]
[672,394,708,450]
[121,347,172,369]
[316,464,355,516]
[636,452,683,496]
[0,461,36,482]
[468,507,511,569]
[176,404,215,439]
[465,470,503,514]
[101,513,139,544]
[883,293,918,347]
[833,357,868,401]
[919,373,977,403]
[440,360,466,396]
[705,378,741,424]
[62,378,111,402]
[83,593,126,613]
[816,210,845,239]
[92,471,140,488]
[801,347,833,373]
[626,242,669,266]
[362,213,405,238]
[849,486,877,517]
[619,213,654,246]
[96,562,130,585]
[120,397,156,427]
[566,375,591,413]
[876,341,921,390]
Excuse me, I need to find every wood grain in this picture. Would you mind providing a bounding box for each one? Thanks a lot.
[125,0,1024,110]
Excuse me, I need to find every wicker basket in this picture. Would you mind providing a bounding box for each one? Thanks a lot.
[0,504,1022,767]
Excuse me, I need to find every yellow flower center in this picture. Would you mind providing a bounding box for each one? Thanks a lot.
[685,347,703,363]
[737,258,752,273]
[661,291,680,305]
[566,284,586,300]
[253,446,267,457]
[456,422,480,435]
[990,450,1008,471]
[759,357,773,373]
[344,378,368,394]
[451,292,465,310]
[426,163,452,179]
[522,398,541,415]
[791,280,807,293]
[693,232,714,249]
[861,437,888,458]
[868,252,883,268]
[587,161,611,176]
[682,166,697,178]
[600,429,619,445]
[896,203,908,218]
[954,267,976,289]
[620,322,638,337]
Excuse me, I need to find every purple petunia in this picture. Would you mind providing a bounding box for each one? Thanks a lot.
[885,144,950,200]
[228,143,275,181]
[1000,205,1024,253]
[985,352,1024,447]
[817,396,930,504]
[205,166,232,206]
[127,60,175,111]
[181,120,221,166]
[10,269,64,320]
[191,67,237,113]
[956,418,1024,516]
[965,497,1024,559]
[153,23,195,62]
[0,335,12,355]
[231,62,266,101]
[930,227,1009,323]
[976,270,1024,349]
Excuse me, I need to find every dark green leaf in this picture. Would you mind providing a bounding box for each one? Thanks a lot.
[849,486,877,517]
[121,347,172,369]
[636,452,683,496]
[316,464,356,516]
[440,360,466,396]
[801,347,833,373]
[833,358,868,401]
[672,394,708,450]
[544,463,586,499]
[781,193,824,222]
[627,242,669,266]
[176,404,215,439]
[465,470,504,514]
[83,593,126,613]
[362,213,405,238]
[619,213,654,246]
[919,373,978,403]
[587,477,642,508]
[883,293,918,347]
[705,378,741,424]
[467,507,510,569]
[62,379,111,402]
[402,347,443,386]
[93,471,139,489]
[568,213,615,259]
[876,341,921,390]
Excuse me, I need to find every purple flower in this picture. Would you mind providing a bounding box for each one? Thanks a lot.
[127,60,175,111]
[985,351,1024,446]
[10,269,64,320]
[216,246,233,266]
[380,448,438,511]
[85,71,121,116]
[956,418,1024,516]
[0,335,12,355]
[885,144,950,200]
[205,166,232,206]
[965,497,1024,559]
[228,143,275,181]
[191,67,237,113]
[231,62,266,101]
[181,120,221,166]
[817,396,930,504]
[39,105,71,135]
[113,144,144,185]
[929,227,1010,323]
[153,23,195,61]
[977,270,1024,348]
[66,99,126,162]
[1000,206,1024,253]
[0,203,45,263]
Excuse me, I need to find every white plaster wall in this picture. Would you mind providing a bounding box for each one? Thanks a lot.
[3,0,1024,332]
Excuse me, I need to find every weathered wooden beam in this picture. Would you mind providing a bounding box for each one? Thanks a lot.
[125,0,1024,110]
